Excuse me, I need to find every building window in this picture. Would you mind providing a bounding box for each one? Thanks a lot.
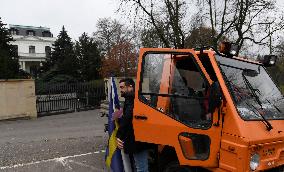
[10,29,18,35]
[26,30,35,36]
[45,46,51,57]
[29,46,35,53]
[42,31,51,37]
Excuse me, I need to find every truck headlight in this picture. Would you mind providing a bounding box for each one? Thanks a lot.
[250,153,260,171]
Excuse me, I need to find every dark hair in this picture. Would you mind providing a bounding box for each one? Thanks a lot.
[119,78,135,88]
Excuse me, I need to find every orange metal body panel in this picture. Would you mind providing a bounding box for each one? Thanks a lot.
[179,135,196,158]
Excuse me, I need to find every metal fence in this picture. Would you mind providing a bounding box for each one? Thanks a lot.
[35,82,106,116]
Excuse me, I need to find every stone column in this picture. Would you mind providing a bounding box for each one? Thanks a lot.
[22,61,26,71]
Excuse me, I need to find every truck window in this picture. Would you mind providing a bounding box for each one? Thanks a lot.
[216,55,284,120]
[139,53,212,129]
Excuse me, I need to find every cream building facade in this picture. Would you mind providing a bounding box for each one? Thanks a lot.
[9,25,56,76]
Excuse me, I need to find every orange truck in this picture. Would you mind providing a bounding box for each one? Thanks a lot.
[132,44,284,171]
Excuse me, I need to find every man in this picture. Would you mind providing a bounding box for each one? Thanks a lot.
[116,78,149,172]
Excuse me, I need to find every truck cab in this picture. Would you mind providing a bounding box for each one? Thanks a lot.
[132,48,284,171]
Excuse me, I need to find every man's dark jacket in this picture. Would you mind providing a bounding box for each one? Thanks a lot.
[116,92,147,154]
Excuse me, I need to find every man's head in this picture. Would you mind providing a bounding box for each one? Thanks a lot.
[119,78,135,97]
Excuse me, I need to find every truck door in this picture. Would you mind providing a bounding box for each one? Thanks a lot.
[133,48,223,167]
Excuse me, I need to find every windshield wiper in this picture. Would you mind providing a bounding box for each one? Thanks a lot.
[242,73,263,108]
[242,74,273,131]
[245,103,273,131]
[266,99,282,113]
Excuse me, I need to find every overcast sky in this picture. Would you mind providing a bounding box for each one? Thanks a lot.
[0,0,120,40]
[1,0,283,50]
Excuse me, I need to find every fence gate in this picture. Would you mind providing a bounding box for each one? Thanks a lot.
[35,82,105,116]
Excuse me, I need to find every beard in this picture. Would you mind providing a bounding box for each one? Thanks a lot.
[121,91,126,97]
[121,90,134,98]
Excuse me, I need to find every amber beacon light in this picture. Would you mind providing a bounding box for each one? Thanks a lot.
[219,42,238,57]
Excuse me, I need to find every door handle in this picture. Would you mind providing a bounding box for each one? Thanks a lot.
[134,115,148,120]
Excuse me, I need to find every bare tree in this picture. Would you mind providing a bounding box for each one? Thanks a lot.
[140,26,164,47]
[276,40,284,58]
[198,0,284,55]
[185,26,219,48]
[94,18,133,55]
[267,39,284,89]
[119,0,190,48]
[100,40,137,77]
[119,0,284,55]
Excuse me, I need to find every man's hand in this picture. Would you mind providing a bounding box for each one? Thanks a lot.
[206,113,212,120]
[116,138,124,149]
[112,108,123,120]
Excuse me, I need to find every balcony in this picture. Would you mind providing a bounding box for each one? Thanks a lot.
[18,52,46,59]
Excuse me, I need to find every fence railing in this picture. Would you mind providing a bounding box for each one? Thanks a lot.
[35,82,105,116]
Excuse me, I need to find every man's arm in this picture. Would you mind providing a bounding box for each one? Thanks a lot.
[116,104,133,140]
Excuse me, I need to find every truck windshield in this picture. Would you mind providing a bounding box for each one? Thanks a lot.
[215,55,284,120]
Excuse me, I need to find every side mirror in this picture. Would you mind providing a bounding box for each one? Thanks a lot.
[208,82,222,114]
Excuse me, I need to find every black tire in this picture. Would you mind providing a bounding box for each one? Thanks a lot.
[163,161,194,172]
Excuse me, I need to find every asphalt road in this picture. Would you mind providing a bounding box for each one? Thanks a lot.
[0,110,109,172]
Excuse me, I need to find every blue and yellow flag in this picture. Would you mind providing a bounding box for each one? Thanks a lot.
[105,77,124,172]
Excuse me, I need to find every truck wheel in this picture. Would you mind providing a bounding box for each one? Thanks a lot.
[163,161,193,172]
